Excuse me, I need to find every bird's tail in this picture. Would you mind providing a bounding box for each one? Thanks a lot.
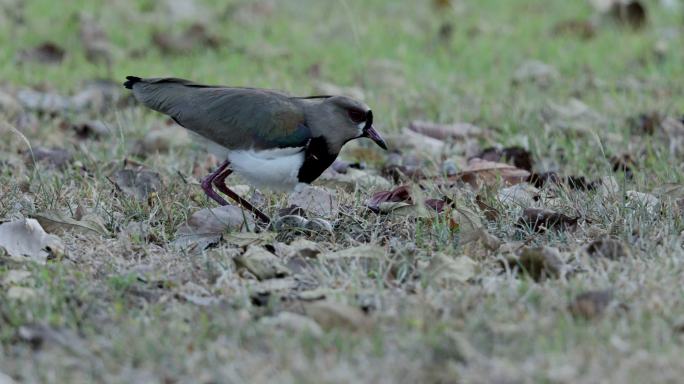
[123,76,142,89]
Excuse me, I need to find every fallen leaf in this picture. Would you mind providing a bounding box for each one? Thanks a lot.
[318,168,392,192]
[527,172,599,191]
[585,238,631,260]
[33,210,109,236]
[367,185,412,213]
[426,254,477,285]
[235,245,290,280]
[516,208,579,233]
[287,185,338,218]
[174,205,254,250]
[111,168,162,201]
[24,147,72,169]
[16,42,65,65]
[275,238,322,259]
[452,207,484,243]
[610,0,647,29]
[272,215,309,231]
[454,158,530,189]
[476,146,533,171]
[381,153,427,184]
[611,153,636,179]
[569,290,614,319]
[304,218,333,232]
[0,219,64,264]
[497,184,539,207]
[517,247,563,281]
[71,120,110,140]
[408,120,483,141]
[385,128,446,154]
[626,190,659,214]
[302,300,371,331]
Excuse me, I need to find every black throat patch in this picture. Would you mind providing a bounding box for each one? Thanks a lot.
[297,136,338,184]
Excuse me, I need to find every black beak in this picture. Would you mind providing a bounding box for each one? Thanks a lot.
[363,125,388,150]
[361,110,388,150]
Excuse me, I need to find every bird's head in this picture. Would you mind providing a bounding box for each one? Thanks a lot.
[306,95,387,153]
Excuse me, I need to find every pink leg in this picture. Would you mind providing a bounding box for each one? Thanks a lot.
[201,160,271,224]
[201,160,231,206]
[213,167,271,224]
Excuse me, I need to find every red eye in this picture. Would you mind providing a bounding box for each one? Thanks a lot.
[347,109,366,124]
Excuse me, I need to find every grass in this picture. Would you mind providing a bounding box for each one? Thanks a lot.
[2,0,684,382]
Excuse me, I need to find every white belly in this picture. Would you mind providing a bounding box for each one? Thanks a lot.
[226,147,305,191]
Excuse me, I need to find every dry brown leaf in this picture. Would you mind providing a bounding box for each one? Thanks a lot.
[569,290,614,319]
[24,147,72,169]
[317,168,392,192]
[33,210,109,236]
[476,146,533,171]
[0,219,64,264]
[585,238,631,260]
[385,128,446,154]
[287,185,338,218]
[527,172,600,191]
[235,245,290,280]
[497,184,539,207]
[71,120,110,140]
[367,185,412,213]
[516,208,579,233]
[16,42,65,65]
[516,247,563,281]
[610,0,647,29]
[451,207,484,243]
[454,158,530,189]
[174,206,254,250]
[426,254,477,285]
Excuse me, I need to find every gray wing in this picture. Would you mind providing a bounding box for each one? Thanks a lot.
[125,77,311,150]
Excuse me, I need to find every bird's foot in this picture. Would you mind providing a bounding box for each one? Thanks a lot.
[201,160,272,225]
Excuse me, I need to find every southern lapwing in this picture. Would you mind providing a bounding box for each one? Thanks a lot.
[123,76,387,224]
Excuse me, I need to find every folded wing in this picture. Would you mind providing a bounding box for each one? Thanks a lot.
[126,77,311,150]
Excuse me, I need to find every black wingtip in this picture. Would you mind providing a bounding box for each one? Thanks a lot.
[123,76,142,89]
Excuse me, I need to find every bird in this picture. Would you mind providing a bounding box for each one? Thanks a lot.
[123,76,387,224]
